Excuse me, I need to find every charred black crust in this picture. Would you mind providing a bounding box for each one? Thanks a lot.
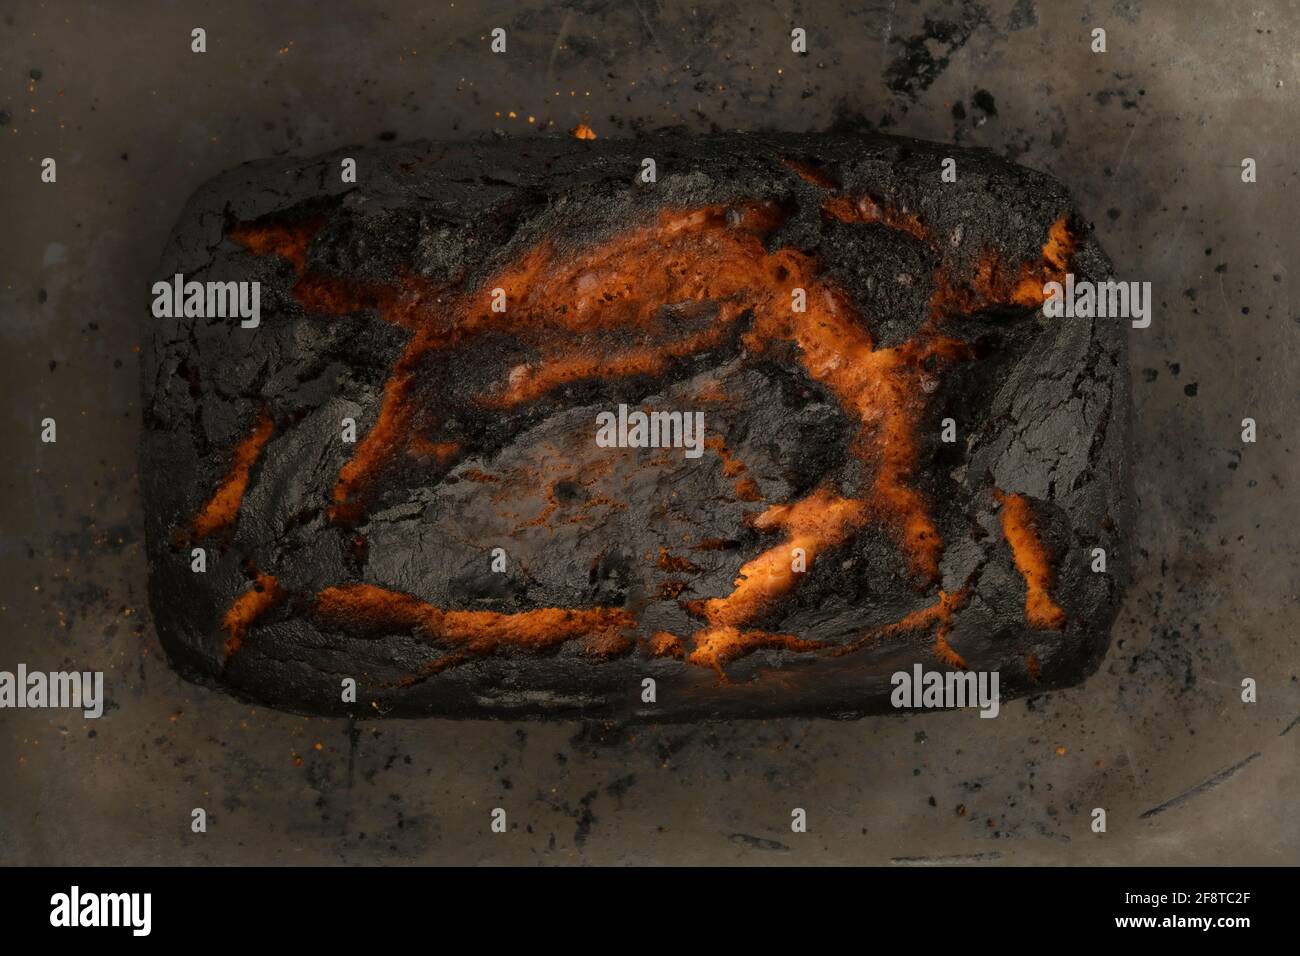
[141,131,1131,720]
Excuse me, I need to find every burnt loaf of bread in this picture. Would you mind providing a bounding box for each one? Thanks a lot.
[141,131,1130,719]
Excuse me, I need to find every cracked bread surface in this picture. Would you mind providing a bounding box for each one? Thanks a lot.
[141,131,1130,719]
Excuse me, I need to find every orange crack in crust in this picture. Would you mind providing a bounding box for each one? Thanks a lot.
[222,572,282,661]
[832,586,972,669]
[932,216,1076,314]
[781,154,931,244]
[180,413,275,545]
[211,192,1076,678]
[994,490,1066,630]
[648,631,686,659]
[312,583,635,657]
[820,194,930,245]
[226,217,323,273]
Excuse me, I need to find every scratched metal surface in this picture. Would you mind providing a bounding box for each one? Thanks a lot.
[1,0,1295,865]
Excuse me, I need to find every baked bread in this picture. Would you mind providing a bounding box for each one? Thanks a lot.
[141,131,1130,718]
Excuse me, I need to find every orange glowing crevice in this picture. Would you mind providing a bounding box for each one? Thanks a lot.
[674,489,867,672]
[994,490,1066,630]
[648,631,686,659]
[929,215,1077,316]
[820,194,930,245]
[1041,216,1074,273]
[222,572,282,661]
[687,626,828,679]
[833,586,971,668]
[329,367,417,523]
[779,154,931,244]
[293,270,445,332]
[696,489,867,629]
[184,414,275,543]
[490,321,740,409]
[933,630,968,670]
[227,216,324,273]
[312,583,636,658]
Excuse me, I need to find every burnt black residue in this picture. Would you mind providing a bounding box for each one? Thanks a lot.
[884,3,990,98]
[1007,0,1038,30]
[1094,88,1142,110]
[972,89,998,116]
